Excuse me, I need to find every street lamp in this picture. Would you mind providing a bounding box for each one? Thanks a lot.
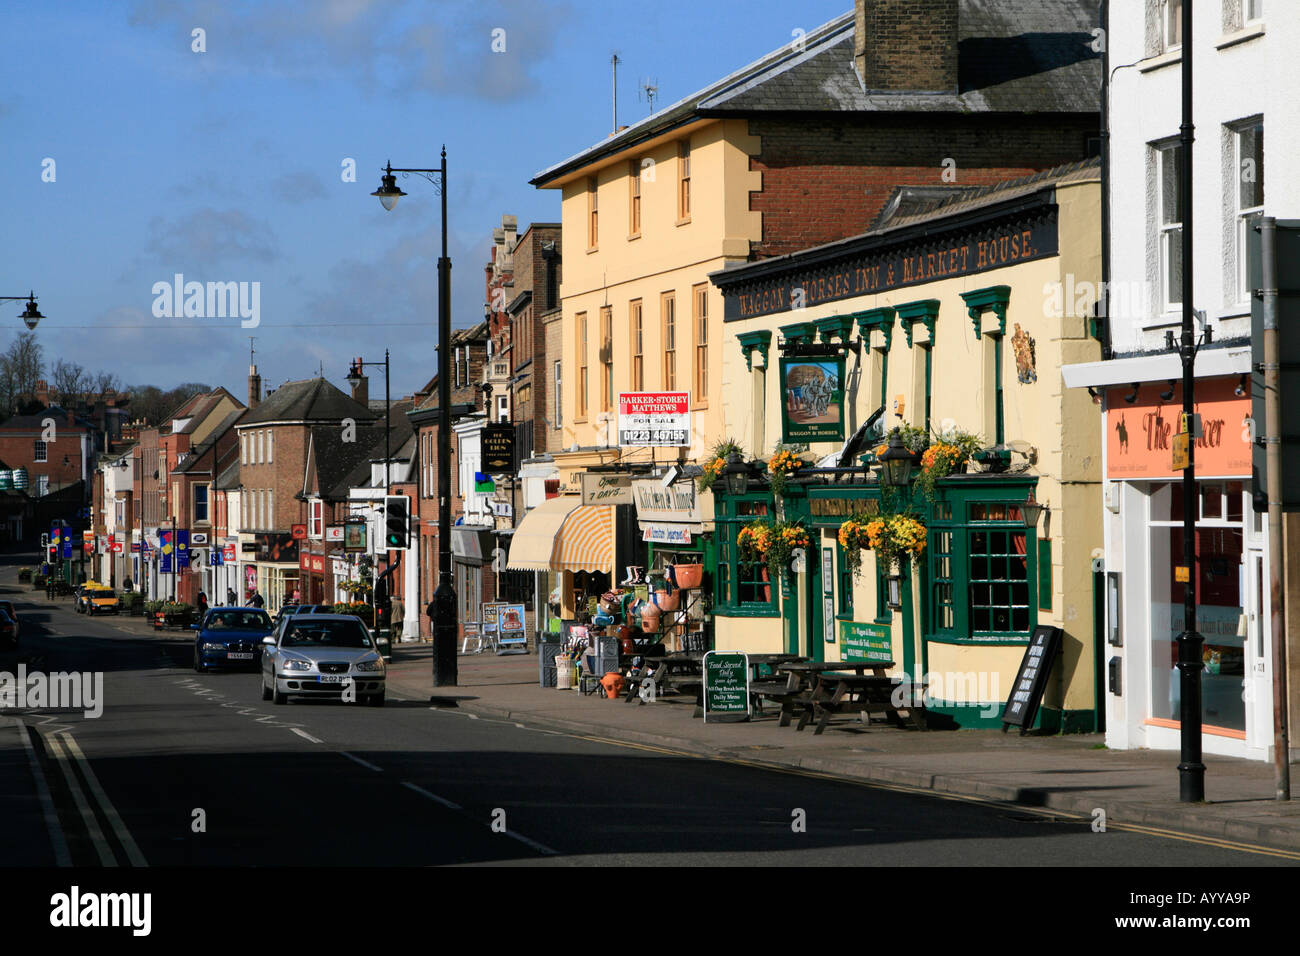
[877,434,916,488]
[373,150,457,687]
[721,452,754,496]
[0,292,44,330]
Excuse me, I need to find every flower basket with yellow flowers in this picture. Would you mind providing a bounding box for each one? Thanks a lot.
[915,428,982,500]
[767,446,807,497]
[699,438,742,493]
[864,514,928,571]
[737,520,774,562]
[837,513,875,577]
[765,520,811,578]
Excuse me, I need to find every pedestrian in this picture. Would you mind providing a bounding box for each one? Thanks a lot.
[197,590,209,616]
[425,596,438,641]
[123,577,133,592]
[226,587,237,606]
[390,594,404,639]
[250,590,265,609]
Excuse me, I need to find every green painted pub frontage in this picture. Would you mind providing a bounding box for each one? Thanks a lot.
[707,163,1106,731]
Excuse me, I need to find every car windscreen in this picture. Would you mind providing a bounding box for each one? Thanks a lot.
[281,619,373,649]
[206,610,272,630]
[94,592,117,600]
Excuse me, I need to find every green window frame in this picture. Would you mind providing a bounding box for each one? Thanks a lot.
[924,480,1039,644]
[714,495,779,617]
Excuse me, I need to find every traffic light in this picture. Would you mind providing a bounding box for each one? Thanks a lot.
[383,495,410,550]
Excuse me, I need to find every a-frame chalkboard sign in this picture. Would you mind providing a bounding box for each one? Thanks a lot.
[1001,625,1064,735]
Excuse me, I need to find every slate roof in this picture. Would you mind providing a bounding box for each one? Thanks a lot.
[175,408,246,474]
[240,378,376,426]
[533,1,1100,187]
[216,459,240,491]
[308,397,416,499]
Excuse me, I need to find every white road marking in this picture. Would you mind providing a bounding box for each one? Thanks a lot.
[45,734,114,866]
[13,717,70,866]
[401,781,462,810]
[291,728,323,744]
[57,733,147,867]
[500,827,560,857]
[339,751,383,772]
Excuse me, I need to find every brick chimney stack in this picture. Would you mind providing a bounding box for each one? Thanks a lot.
[248,365,261,409]
[855,0,958,93]
[35,379,49,407]
[348,357,369,406]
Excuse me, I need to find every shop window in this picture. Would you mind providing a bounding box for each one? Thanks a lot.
[715,497,777,616]
[968,528,1031,634]
[931,529,955,630]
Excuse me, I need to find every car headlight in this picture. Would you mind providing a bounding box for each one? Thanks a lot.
[355,660,384,672]
[282,659,313,671]
[202,642,227,651]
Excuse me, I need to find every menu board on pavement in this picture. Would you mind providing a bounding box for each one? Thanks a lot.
[1001,625,1063,735]
[703,651,750,723]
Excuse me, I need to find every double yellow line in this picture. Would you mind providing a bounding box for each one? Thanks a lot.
[568,731,1300,861]
[45,731,147,867]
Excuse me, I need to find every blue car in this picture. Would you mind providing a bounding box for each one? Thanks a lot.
[192,607,275,672]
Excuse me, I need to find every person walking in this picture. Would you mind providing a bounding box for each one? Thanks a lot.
[250,590,265,609]
[425,596,438,642]
[390,594,405,641]
[197,591,209,617]
[226,587,237,606]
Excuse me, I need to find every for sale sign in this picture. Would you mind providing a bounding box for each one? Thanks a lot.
[618,392,690,447]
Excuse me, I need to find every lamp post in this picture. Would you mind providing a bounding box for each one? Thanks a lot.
[0,292,44,330]
[373,152,457,687]
[877,435,917,610]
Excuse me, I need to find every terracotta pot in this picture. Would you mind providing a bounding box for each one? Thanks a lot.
[640,604,662,631]
[670,562,703,589]
[653,588,681,611]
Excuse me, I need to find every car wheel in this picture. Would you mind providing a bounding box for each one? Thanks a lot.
[193,650,206,673]
[272,683,288,705]
[261,674,273,701]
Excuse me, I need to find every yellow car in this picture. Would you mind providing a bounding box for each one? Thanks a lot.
[78,583,120,615]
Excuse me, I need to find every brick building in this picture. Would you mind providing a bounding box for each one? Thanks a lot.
[0,407,95,499]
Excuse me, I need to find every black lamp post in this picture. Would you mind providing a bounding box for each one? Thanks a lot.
[373,152,457,687]
[1,292,44,330]
[721,453,754,496]
[877,434,916,489]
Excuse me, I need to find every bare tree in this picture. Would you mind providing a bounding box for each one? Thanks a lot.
[51,358,91,408]
[90,370,121,398]
[0,333,45,415]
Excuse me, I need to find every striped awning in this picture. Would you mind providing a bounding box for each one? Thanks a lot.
[506,495,614,573]
[552,503,614,573]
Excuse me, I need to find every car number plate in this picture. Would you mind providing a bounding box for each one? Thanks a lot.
[318,674,351,683]
[227,652,254,660]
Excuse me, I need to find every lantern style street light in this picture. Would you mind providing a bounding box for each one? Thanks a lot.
[372,150,457,688]
[877,434,916,488]
[1021,491,1046,533]
[1,292,44,330]
[721,452,755,496]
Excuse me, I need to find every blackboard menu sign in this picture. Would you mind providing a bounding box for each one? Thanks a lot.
[703,651,750,723]
[1001,625,1063,735]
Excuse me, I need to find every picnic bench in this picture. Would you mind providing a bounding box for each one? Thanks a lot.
[624,652,704,705]
[768,660,928,734]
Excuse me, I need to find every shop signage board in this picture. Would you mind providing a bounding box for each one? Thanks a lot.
[581,472,634,506]
[1001,625,1064,735]
[291,524,308,540]
[1104,378,1251,480]
[482,423,515,473]
[641,524,692,544]
[222,543,237,562]
[839,621,891,663]
[724,218,1058,322]
[343,521,367,553]
[780,354,845,443]
[631,479,701,524]
[495,604,527,646]
[823,595,835,644]
[702,651,750,723]
[618,392,690,447]
[325,526,344,543]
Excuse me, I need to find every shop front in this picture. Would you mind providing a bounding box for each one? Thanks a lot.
[631,473,715,652]
[709,161,1104,729]
[250,531,299,612]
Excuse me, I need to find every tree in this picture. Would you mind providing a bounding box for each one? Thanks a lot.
[51,358,91,408]
[0,333,45,415]
[90,371,121,398]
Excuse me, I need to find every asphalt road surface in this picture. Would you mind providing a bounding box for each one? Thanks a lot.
[1,569,1292,869]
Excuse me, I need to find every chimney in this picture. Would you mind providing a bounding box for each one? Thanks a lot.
[248,364,261,409]
[348,357,369,406]
[854,0,958,93]
[35,379,49,407]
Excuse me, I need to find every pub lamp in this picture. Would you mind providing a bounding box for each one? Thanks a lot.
[371,163,407,211]
[20,295,43,330]
[1022,491,1047,535]
[877,434,915,488]
[722,452,752,496]
[885,573,903,610]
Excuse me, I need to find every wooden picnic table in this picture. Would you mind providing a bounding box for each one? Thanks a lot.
[764,659,926,733]
[623,652,704,703]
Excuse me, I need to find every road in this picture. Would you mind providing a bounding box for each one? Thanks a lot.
[0,565,1292,869]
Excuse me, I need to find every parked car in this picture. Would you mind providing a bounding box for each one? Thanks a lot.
[0,610,17,650]
[85,588,120,616]
[0,601,19,639]
[261,614,385,706]
[192,607,275,672]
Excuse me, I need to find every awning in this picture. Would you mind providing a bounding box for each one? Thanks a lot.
[506,496,614,573]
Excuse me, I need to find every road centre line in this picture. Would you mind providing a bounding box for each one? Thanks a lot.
[339,751,383,772]
[45,734,114,866]
[56,732,148,867]
[291,728,324,744]
[14,718,70,866]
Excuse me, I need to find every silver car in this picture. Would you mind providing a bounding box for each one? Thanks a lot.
[261,614,386,706]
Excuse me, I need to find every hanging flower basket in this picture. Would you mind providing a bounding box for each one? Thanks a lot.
[699,438,742,492]
[864,514,928,570]
[915,429,983,500]
[837,514,875,578]
[767,447,806,497]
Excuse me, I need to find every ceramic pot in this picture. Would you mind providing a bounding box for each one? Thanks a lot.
[670,563,704,589]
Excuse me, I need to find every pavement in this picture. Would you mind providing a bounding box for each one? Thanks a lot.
[41,602,1300,855]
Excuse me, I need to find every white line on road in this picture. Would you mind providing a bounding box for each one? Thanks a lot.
[291,728,323,744]
[13,717,70,866]
[339,751,383,772]
[500,827,560,857]
[45,734,114,867]
[56,733,148,867]
[401,781,462,810]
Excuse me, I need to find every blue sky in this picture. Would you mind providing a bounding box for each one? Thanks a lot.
[0,0,846,401]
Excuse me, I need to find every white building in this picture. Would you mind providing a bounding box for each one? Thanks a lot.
[1064,0,1295,761]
